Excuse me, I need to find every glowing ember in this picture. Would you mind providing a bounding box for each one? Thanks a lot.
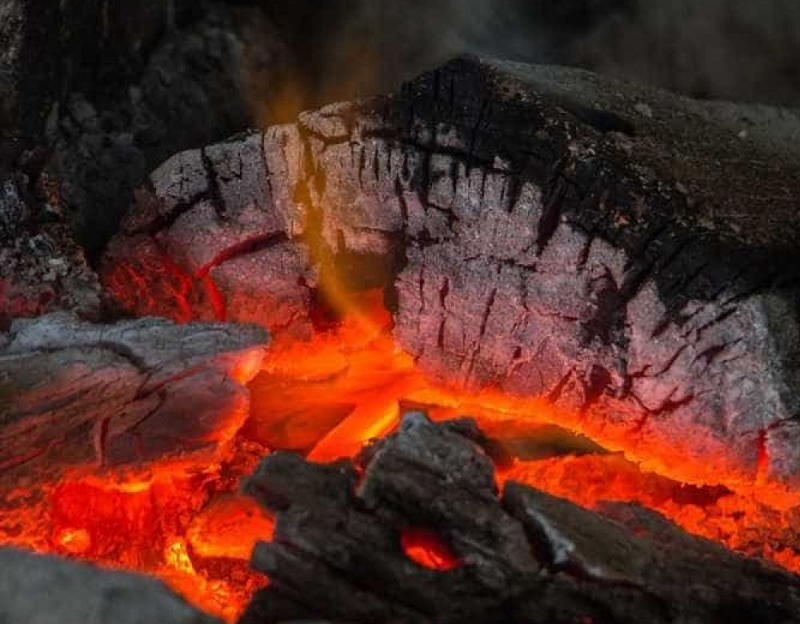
[187,495,275,561]
[54,528,91,555]
[401,529,461,571]
[2,291,800,620]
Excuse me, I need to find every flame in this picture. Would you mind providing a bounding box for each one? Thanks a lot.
[8,469,273,622]
[87,54,800,616]
[308,398,400,462]
[32,64,800,611]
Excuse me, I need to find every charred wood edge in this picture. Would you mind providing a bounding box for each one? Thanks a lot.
[103,130,321,326]
[238,413,800,624]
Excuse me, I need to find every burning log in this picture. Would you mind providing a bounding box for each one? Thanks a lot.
[0,547,220,624]
[102,56,800,503]
[240,413,800,624]
[0,313,266,481]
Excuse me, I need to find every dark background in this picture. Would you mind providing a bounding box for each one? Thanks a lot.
[263,0,800,114]
[6,0,800,137]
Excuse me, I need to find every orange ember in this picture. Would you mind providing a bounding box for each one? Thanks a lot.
[2,291,800,620]
[401,529,461,571]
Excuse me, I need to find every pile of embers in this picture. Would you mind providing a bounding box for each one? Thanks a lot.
[3,55,800,624]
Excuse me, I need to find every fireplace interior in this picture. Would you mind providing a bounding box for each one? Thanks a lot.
[3,2,800,624]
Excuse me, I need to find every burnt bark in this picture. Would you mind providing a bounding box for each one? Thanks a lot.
[0,313,266,483]
[102,57,800,499]
[240,414,800,624]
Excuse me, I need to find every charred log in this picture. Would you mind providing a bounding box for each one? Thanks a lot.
[103,57,800,500]
[240,413,800,624]
[0,313,266,482]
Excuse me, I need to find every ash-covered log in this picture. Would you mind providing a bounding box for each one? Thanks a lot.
[0,313,266,482]
[102,57,800,501]
[240,413,800,624]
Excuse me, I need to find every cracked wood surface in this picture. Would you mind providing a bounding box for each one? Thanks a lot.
[239,414,800,624]
[101,57,800,498]
[104,133,317,336]
[0,313,267,481]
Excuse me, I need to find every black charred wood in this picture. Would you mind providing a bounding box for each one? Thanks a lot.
[240,414,800,624]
